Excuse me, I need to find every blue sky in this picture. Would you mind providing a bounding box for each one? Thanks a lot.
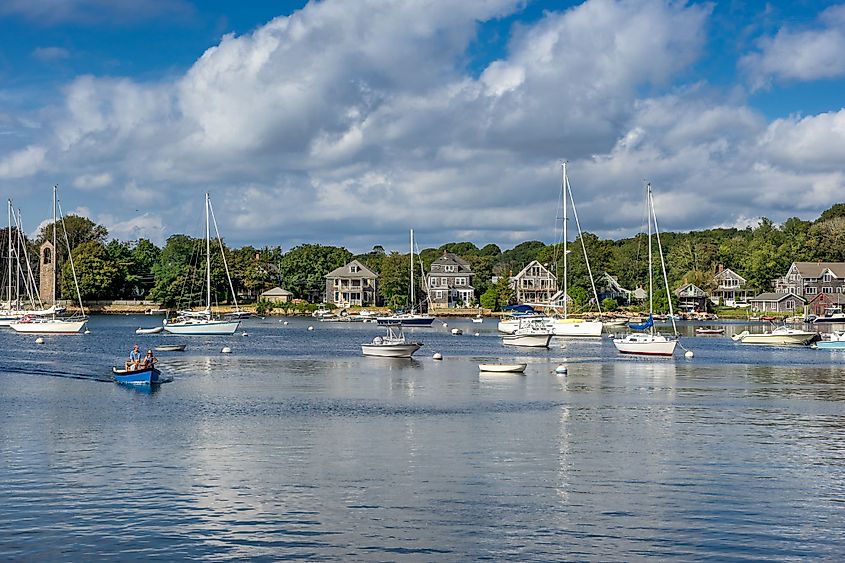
[1,0,844,252]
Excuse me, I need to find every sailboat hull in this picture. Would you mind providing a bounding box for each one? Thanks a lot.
[9,319,87,334]
[376,315,434,326]
[613,334,677,356]
[550,318,603,337]
[163,319,240,335]
[502,333,553,347]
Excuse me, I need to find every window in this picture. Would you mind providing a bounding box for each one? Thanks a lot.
[786,300,794,310]
[441,277,448,286]
[824,273,832,282]
[805,287,817,295]
[350,264,359,273]
[455,277,465,286]
[823,287,833,294]
[435,290,443,299]
[429,278,438,288]
[444,265,456,273]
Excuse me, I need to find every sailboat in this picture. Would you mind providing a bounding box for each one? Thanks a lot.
[162,193,240,335]
[0,201,57,327]
[10,187,87,334]
[613,183,678,356]
[376,229,434,326]
[547,163,603,337]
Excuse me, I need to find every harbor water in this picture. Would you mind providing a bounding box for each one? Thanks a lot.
[1,315,844,560]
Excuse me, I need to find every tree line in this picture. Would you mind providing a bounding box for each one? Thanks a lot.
[1,203,843,310]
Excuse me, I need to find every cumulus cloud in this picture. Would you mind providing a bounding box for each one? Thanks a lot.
[741,4,845,89]
[2,0,845,250]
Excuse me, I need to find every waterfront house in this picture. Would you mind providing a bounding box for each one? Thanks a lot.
[509,260,557,304]
[259,287,293,304]
[675,283,708,312]
[749,292,806,313]
[427,252,475,309]
[806,292,845,317]
[596,272,632,305]
[774,262,845,297]
[324,260,378,307]
[711,267,751,306]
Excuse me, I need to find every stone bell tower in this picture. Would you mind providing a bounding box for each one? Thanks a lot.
[39,240,55,304]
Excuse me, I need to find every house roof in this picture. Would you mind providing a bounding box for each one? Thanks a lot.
[597,272,629,293]
[631,287,647,299]
[325,259,378,279]
[674,283,707,297]
[751,292,807,303]
[260,286,293,297]
[790,262,845,278]
[807,293,845,305]
[430,251,473,274]
[512,260,556,281]
[714,268,746,283]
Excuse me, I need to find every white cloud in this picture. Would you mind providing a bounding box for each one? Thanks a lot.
[741,5,845,89]
[0,145,46,178]
[2,0,845,251]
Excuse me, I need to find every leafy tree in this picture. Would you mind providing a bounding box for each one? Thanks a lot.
[480,287,498,310]
[38,215,108,262]
[818,203,845,223]
[279,244,353,301]
[601,298,618,312]
[378,251,410,309]
[62,241,121,300]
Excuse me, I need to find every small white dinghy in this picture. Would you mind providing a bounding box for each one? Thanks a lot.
[136,326,164,334]
[478,363,527,373]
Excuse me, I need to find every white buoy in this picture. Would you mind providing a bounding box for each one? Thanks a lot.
[221,346,232,354]
[474,332,480,337]
[308,325,314,331]
[283,321,289,325]
[432,352,443,360]
[555,364,568,375]
[684,350,694,359]
[451,328,462,335]
[35,337,44,345]
[84,329,91,334]
[442,322,448,328]
[241,332,249,337]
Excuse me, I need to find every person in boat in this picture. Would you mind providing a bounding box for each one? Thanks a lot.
[141,349,158,369]
[126,344,141,371]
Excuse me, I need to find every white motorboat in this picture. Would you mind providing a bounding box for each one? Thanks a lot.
[361,324,422,358]
[613,332,677,356]
[472,315,483,324]
[497,313,549,334]
[10,187,87,335]
[732,326,817,345]
[612,184,681,357]
[814,331,845,349]
[478,363,527,373]
[813,307,845,324]
[502,318,553,348]
[163,194,240,336]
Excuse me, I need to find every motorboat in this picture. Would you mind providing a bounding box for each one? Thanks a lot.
[472,315,483,324]
[478,363,527,373]
[501,318,553,348]
[731,326,817,345]
[813,307,845,324]
[361,324,422,358]
[814,332,845,349]
[112,365,162,385]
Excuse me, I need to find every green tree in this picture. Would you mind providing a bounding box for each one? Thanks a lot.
[480,286,498,310]
[62,241,121,300]
[39,215,108,262]
[280,244,353,301]
[601,298,618,312]
[378,251,410,309]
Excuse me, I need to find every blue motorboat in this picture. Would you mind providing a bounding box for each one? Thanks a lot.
[112,366,161,385]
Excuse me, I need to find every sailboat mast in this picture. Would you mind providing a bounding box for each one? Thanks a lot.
[647,183,654,335]
[410,229,415,311]
[206,193,212,314]
[6,200,12,312]
[562,162,568,318]
[52,185,57,319]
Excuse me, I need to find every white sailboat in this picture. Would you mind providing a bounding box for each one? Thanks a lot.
[376,229,434,326]
[10,187,87,334]
[613,183,678,357]
[163,193,240,335]
[547,162,603,337]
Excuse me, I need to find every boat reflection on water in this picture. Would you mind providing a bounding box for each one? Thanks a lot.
[115,381,162,395]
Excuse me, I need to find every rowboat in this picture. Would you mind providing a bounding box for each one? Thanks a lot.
[695,327,725,335]
[136,326,164,334]
[478,363,527,373]
[155,344,186,352]
[112,366,161,385]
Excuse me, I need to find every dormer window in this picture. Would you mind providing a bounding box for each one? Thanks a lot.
[350,264,359,273]
[823,272,832,282]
